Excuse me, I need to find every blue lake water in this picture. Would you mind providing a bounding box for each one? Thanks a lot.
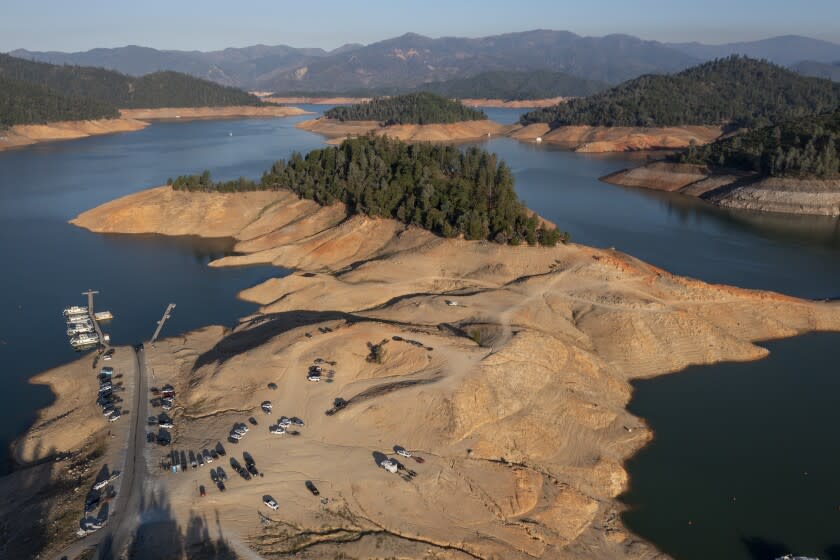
[1,106,838,559]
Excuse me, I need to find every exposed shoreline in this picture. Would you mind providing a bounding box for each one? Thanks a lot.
[0,118,149,152]
[119,104,310,121]
[15,184,834,559]
[0,105,310,152]
[603,161,840,216]
[510,123,724,153]
[297,116,514,144]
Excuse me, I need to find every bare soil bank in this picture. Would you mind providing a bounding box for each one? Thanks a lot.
[58,185,840,559]
[0,118,148,151]
[511,123,724,153]
[0,106,310,152]
[120,105,310,121]
[298,117,512,144]
[603,161,840,216]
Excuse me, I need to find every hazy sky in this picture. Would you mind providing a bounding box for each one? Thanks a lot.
[2,0,839,52]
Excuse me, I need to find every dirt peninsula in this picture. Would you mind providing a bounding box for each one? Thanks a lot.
[297,117,512,144]
[603,161,840,216]
[510,123,724,153]
[47,184,840,559]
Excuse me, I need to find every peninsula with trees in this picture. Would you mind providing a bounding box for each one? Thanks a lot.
[602,109,840,215]
[168,134,566,246]
[513,57,840,152]
[0,53,307,150]
[298,92,509,143]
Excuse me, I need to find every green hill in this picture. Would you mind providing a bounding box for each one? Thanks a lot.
[0,53,262,115]
[678,110,840,179]
[420,70,607,100]
[0,76,119,128]
[324,92,487,125]
[168,135,566,246]
[520,56,840,129]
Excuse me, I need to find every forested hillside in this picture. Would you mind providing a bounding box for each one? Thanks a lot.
[678,109,840,179]
[0,53,262,118]
[421,70,607,100]
[169,135,565,246]
[520,57,840,129]
[0,76,118,128]
[324,92,486,125]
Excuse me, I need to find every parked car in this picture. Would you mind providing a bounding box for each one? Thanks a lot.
[217,481,226,492]
[394,445,412,458]
[216,467,227,481]
[290,416,305,426]
[203,449,213,463]
[199,485,206,497]
[146,416,158,426]
[109,411,122,422]
[305,480,320,496]
[263,496,279,510]
[215,442,226,456]
[248,417,258,426]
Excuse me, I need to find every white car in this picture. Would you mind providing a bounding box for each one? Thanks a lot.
[159,421,174,429]
[102,354,112,361]
[307,375,321,382]
[263,497,279,510]
[395,446,412,458]
[229,432,243,440]
[380,459,398,473]
[269,425,286,435]
[109,411,121,422]
[278,416,291,427]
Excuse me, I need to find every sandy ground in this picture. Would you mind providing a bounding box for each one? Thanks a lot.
[509,123,724,152]
[297,118,513,145]
[0,118,148,151]
[603,161,840,216]
[54,185,840,559]
[1,347,137,559]
[120,106,310,121]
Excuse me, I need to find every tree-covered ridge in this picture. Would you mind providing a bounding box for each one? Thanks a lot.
[169,135,566,246]
[0,76,119,128]
[677,109,840,179]
[421,70,608,100]
[520,56,840,129]
[324,92,487,125]
[0,53,262,112]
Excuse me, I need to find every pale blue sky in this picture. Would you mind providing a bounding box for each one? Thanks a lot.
[1,0,839,52]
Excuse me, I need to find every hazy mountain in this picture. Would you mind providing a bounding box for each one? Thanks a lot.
[9,30,697,91]
[11,32,840,94]
[420,70,608,99]
[791,60,840,82]
[667,35,840,66]
[9,44,331,89]
[263,30,698,92]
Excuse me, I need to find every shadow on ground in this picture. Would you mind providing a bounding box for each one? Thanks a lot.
[104,485,237,560]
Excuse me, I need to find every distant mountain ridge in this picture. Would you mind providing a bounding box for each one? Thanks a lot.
[10,32,840,93]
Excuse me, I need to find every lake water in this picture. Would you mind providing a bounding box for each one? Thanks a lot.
[1,106,838,559]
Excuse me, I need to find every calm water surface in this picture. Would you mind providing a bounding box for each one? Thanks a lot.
[1,107,838,558]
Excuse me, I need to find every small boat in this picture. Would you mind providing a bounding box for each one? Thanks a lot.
[94,311,113,321]
[63,306,87,316]
[70,333,99,348]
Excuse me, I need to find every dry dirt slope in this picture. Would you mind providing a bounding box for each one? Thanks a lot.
[70,186,840,559]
